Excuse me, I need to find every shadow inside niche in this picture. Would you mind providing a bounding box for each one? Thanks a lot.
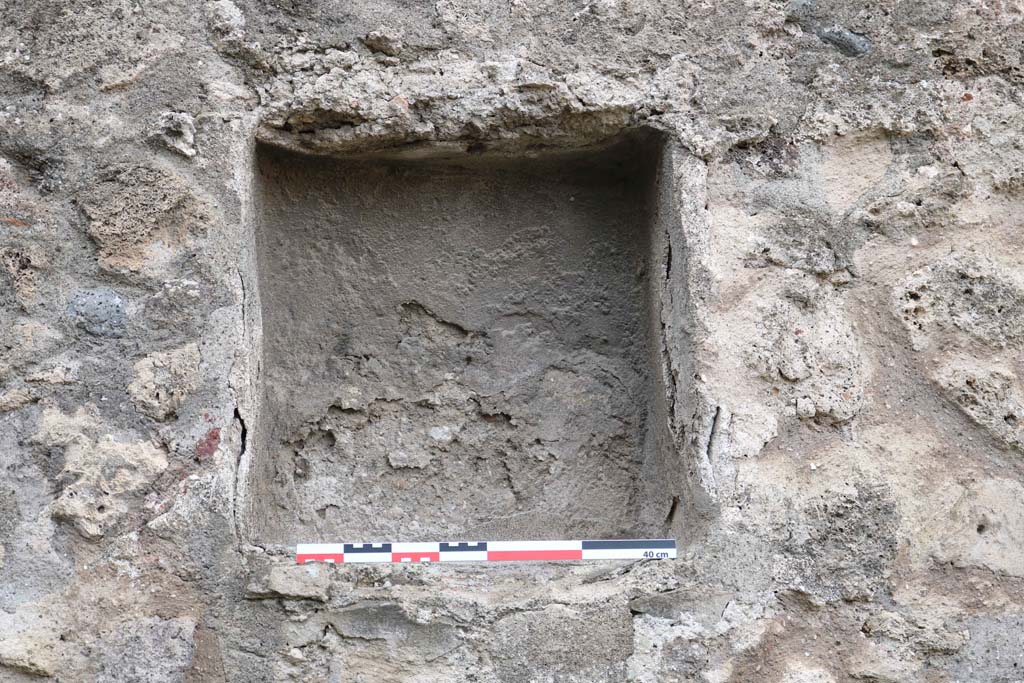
[247,131,681,545]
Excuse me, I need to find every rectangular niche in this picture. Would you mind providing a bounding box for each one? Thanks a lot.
[246,131,680,546]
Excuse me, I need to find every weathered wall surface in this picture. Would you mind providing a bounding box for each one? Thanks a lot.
[1,0,1023,681]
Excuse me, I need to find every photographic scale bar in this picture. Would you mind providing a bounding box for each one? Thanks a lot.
[296,539,677,564]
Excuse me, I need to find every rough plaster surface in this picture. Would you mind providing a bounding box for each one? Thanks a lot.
[251,137,672,545]
[1,0,1023,681]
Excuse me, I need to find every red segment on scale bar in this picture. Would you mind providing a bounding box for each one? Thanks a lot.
[297,553,344,563]
[487,549,583,561]
[392,552,440,563]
